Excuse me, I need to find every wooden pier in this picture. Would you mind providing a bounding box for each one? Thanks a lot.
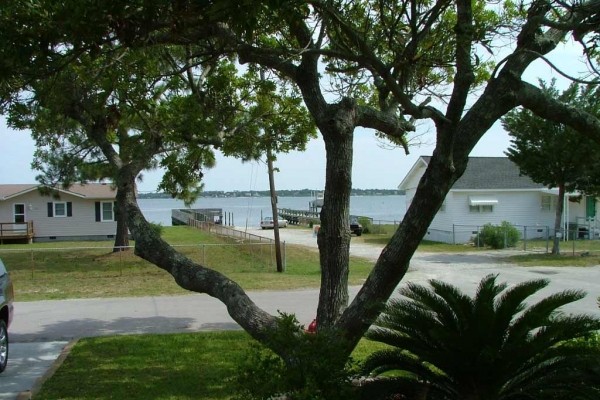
[277,208,320,225]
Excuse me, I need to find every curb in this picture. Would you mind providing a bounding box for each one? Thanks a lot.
[15,339,79,400]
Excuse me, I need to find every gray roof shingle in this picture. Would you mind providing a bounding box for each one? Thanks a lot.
[421,156,544,190]
[0,183,116,200]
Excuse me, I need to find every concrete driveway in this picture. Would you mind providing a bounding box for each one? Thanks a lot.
[3,227,599,399]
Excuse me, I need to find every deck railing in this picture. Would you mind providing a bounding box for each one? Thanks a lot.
[0,221,34,243]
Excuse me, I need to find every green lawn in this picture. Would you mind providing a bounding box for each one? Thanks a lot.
[0,226,374,301]
[34,331,386,400]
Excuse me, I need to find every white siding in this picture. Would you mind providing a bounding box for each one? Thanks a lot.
[0,190,117,239]
[427,191,557,243]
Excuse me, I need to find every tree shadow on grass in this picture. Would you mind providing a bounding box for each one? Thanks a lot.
[11,316,240,343]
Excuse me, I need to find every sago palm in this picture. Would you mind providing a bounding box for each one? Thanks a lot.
[361,274,600,400]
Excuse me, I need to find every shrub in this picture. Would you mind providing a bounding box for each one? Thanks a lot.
[356,218,391,235]
[235,313,357,400]
[360,274,600,400]
[475,221,520,249]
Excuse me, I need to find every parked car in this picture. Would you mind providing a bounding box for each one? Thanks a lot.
[260,216,288,229]
[0,258,14,373]
[350,218,363,236]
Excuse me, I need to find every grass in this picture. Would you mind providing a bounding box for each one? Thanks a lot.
[0,226,373,301]
[34,331,386,400]
[504,253,600,267]
[3,226,599,301]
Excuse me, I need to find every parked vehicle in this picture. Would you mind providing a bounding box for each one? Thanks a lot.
[350,218,363,236]
[260,216,288,229]
[0,258,14,373]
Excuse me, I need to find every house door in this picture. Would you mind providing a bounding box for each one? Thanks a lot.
[13,203,25,223]
[586,197,596,219]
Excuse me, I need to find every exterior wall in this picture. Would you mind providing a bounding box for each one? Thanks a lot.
[0,190,117,241]
[426,190,557,243]
[399,159,600,243]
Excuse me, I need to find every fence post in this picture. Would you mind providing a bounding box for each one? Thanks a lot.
[523,226,527,251]
[203,244,206,264]
[573,233,576,256]
[283,241,286,272]
[452,224,456,245]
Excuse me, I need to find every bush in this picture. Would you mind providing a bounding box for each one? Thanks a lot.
[235,313,357,400]
[360,275,600,400]
[357,217,391,235]
[475,221,520,249]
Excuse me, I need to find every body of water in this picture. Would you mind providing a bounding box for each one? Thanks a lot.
[138,195,407,227]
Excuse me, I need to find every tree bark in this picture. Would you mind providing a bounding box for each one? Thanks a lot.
[316,99,355,328]
[113,170,285,352]
[113,187,130,252]
[552,183,566,254]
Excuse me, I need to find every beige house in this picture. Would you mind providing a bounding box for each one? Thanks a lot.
[0,183,118,243]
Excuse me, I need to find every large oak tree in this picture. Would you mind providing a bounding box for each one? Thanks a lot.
[3,0,600,372]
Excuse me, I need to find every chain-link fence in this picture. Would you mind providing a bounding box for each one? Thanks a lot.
[435,224,600,255]
[0,241,286,280]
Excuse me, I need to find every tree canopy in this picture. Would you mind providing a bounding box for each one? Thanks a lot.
[503,80,600,253]
[3,0,600,384]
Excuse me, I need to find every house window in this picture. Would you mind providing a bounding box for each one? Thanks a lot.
[14,204,25,223]
[101,202,114,221]
[541,195,558,211]
[469,205,494,213]
[54,202,67,217]
[47,202,72,217]
[468,196,497,213]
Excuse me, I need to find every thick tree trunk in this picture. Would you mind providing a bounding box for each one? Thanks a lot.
[113,188,130,252]
[316,100,355,328]
[336,75,521,351]
[552,184,566,254]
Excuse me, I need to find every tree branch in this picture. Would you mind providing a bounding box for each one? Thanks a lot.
[516,80,600,144]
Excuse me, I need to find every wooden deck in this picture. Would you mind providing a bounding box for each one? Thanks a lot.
[0,221,34,243]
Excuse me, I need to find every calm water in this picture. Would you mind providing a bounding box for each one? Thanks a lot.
[138,195,407,227]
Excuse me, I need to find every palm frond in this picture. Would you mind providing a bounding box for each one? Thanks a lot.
[361,276,600,400]
[507,289,588,345]
[494,279,550,346]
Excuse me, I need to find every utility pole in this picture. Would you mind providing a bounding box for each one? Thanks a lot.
[267,146,283,272]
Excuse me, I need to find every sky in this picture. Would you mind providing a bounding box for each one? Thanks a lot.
[0,41,586,193]
[0,118,510,193]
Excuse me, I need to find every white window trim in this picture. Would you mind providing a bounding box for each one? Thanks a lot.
[13,203,25,223]
[541,195,558,212]
[54,202,67,217]
[101,201,114,222]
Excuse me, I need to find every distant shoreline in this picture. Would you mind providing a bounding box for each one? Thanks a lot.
[138,189,405,199]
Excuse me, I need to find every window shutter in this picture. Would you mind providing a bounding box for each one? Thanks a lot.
[113,201,117,221]
[47,202,53,217]
[95,202,101,222]
[67,202,73,217]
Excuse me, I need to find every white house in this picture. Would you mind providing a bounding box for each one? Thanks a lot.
[0,183,118,243]
[398,156,599,244]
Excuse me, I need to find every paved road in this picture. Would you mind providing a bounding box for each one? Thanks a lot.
[3,227,600,399]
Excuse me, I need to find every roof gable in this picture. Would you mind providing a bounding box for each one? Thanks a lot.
[400,156,545,191]
[0,183,117,201]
